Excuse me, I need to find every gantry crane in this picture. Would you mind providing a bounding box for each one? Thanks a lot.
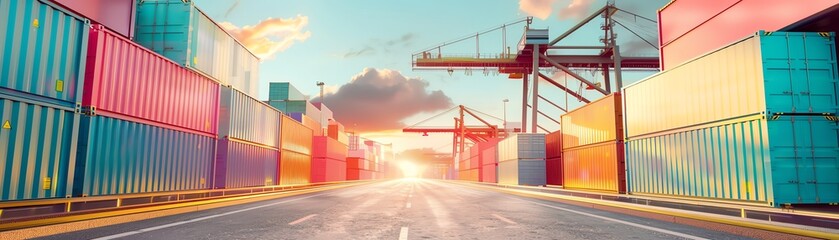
[412,3,660,133]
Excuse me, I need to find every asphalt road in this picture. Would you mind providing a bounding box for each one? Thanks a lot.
[37,179,751,240]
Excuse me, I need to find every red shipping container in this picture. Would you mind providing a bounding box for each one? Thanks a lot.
[51,0,136,39]
[313,136,347,160]
[481,164,497,183]
[311,158,347,183]
[658,0,838,69]
[84,25,219,136]
[546,131,562,185]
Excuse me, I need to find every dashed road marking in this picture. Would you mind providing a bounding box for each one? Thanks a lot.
[492,214,517,225]
[398,227,409,240]
[288,214,318,225]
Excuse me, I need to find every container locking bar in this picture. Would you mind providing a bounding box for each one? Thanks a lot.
[769,112,838,121]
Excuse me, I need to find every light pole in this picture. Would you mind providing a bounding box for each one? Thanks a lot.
[316,81,325,134]
[502,99,509,133]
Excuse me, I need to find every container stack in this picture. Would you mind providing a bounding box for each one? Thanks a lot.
[561,93,625,193]
[77,24,220,196]
[545,131,563,186]
[0,0,90,201]
[311,136,348,182]
[623,31,839,207]
[266,82,324,136]
[497,134,546,186]
[134,0,260,97]
[457,146,478,181]
[480,142,499,183]
[215,86,281,189]
[280,115,314,185]
[347,136,376,180]
[327,121,350,145]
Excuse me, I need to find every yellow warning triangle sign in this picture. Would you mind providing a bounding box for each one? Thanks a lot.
[2,120,10,129]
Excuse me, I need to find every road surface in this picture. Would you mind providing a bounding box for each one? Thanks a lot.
[38,179,750,240]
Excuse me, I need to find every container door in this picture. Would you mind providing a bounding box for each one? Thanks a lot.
[768,117,839,205]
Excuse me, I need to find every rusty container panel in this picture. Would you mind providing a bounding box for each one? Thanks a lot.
[279,150,311,186]
[561,93,622,149]
[658,0,838,69]
[562,142,626,193]
[84,25,219,136]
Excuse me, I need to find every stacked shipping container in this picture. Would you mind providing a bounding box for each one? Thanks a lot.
[497,134,546,186]
[624,32,839,206]
[561,93,625,193]
[215,86,281,188]
[545,131,563,186]
[280,115,313,185]
[0,0,90,201]
[480,143,499,183]
[311,136,347,182]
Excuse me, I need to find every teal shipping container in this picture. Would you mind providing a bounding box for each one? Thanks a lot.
[74,115,214,197]
[0,0,89,103]
[0,95,80,201]
[269,82,306,101]
[135,0,260,97]
[623,31,839,207]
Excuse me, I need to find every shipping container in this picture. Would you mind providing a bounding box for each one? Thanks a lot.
[84,25,219,136]
[311,157,346,183]
[497,134,546,186]
[327,122,350,145]
[458,169,479,182]
[269,82,306,101]
[279,150,311,185]
[135,0,260,96]
[50,0,135,39]
[313,102,333,126]
[347,168,373,180]
[546,131,563,185]
[74,115,214,196]
[658,0,838,69]
[219,86,281,147]
[481,164,497,183]
[561,93,625,193]
[214,139,277,188]
[624,32,839,206]
[0,96,80,201]
[267,100,322,122]
[280,114,313,154]
[313,136,347,160]
[1,0,89,103]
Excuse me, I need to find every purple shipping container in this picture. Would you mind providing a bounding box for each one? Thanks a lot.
[214,139,278,188]
[50,0,136,39]
[218,86,281,147]
[83,24,219,136]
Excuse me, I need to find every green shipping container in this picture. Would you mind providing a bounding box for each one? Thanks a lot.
[624,31,839,207]
[269,82,306,101]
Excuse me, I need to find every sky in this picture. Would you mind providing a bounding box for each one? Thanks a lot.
[192,0,669,153]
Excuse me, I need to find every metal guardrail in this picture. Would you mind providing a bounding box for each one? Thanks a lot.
[0,181,363,224]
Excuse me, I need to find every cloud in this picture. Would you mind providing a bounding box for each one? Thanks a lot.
[343,46,376,58]
[519,0,557,20]
[385,33,416,47]
[313,68,453,132]
[220,15,312,59]
[340,34,415,58]
[558,0,596,20]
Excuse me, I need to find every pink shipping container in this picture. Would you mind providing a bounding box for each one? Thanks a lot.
[481,164,497,183]
[545,131,563,186]
[84,25,219,136]
[312,136,348,183]
[51,0,136,39]
[658,0,838,69]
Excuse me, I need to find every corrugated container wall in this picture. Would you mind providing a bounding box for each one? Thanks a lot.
[312,136,347,183]
[497,134,546,186]
[269,100,322,124]
[50,0,135,39]
[214,139,277,188]
[658,0,838,69]
[1,0,89,103]
[0,97,80,201]
[134,0,260,96]
[84,25,219,135]
[280,115,313,185]
[269,82,306,101]
[313,102,333,126]
[218,86,280,147]
[545,131,563,186]
[624,32,839,206]
[561,93,625,193]
[74,115,214,196]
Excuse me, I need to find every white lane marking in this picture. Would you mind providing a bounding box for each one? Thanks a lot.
[520,199,710,240]
[491,214,517,225]
[398,227,409,240]
[406,202,412,208]
[91,193,331,240]
[288,214,318,225]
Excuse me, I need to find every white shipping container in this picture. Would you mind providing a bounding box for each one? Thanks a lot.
[497,134,546,162]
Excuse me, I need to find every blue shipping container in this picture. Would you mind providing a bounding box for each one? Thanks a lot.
[0,95,80,201]
[74,115,214,196]
[0,0,89,103]
[624,32,839,206]
[215,139,278,188]
[269,82,306,101]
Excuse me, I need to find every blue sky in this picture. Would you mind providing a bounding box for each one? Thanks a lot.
[193,0,668,152]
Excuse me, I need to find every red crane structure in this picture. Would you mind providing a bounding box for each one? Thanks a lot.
[412,4,660,133]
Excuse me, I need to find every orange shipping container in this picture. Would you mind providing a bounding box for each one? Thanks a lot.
[561,93,625,193]
[280,115,314,185]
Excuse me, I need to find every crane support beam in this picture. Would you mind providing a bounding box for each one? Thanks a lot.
[536,109,561,125]
[540,54,609,95]
[550,5,611,45]
[538,95,567,112]
[537,73,591,103]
